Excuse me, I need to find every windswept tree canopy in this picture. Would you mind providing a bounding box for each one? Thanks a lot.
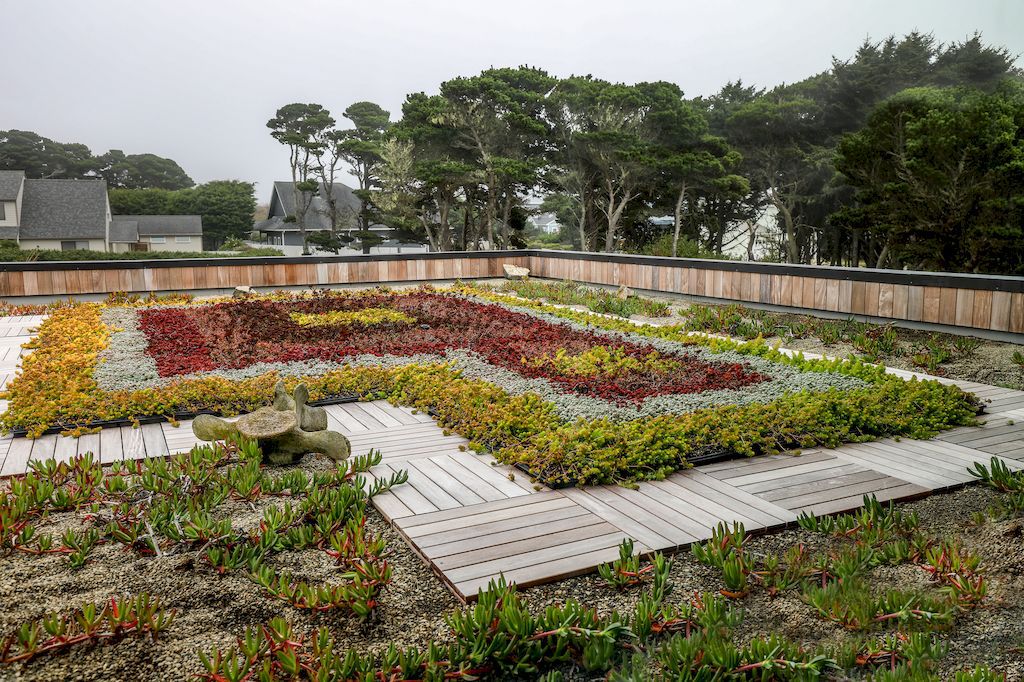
[0,130,193,189]
[261,32,1021,273]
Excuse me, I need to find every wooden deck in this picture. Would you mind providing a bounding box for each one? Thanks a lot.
[1,315,1023,601]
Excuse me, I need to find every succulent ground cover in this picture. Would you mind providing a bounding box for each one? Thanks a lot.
[486,278,1024,389]
[1,286,979,484]
[498,278,672,318]
[2,445,1022,680]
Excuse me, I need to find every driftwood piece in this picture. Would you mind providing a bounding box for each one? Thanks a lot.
[192,383,350,465]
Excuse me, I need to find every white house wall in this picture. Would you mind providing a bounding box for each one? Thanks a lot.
[19,239,108,251]
[144,236,203,252]
[0,201,17,228]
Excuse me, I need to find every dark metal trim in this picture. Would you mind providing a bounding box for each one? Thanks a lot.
[530,250,1024,293]
[0,249,1021,293]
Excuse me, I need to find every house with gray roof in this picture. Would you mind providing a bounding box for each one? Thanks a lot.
[255,181,426,254]
[110,215,203,252]
[0,170,203,253]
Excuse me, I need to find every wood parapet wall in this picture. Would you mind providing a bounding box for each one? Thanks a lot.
[0,251,1021,334]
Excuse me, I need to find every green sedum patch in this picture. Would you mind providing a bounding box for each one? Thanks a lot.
[522,345,683,378]
[289,307,416,327]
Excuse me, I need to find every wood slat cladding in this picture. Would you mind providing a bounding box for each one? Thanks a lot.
[525,255,1023,335]
[1,251,1021,334]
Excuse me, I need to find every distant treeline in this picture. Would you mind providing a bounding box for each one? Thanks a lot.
[269,32,1023,273]
[0,133,257,249]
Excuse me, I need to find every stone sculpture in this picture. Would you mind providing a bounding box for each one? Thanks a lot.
[192,381,350,465]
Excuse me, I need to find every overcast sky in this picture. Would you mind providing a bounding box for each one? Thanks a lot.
[4,0,1022,200]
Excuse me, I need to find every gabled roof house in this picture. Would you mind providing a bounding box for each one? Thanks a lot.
[0,170,203,253]
[256,181,411,251]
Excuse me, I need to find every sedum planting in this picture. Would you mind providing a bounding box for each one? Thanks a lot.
[0,286,979,485]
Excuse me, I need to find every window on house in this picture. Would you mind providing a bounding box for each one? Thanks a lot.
[175,236,192,243]
[60,241,90,251]
[149,236,166,244]
[0,203,5,220]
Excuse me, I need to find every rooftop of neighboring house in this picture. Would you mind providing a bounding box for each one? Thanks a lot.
[19,178,110,240]
[0,170,25,201]
[112,214,203,237]
[257,181,388,232]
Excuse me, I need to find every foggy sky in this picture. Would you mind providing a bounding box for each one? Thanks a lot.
[4,0,1022,202]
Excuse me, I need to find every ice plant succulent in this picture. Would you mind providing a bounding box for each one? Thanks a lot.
[0,594,175,664]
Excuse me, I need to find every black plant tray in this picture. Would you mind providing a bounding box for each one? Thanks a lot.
[9,392,361,438]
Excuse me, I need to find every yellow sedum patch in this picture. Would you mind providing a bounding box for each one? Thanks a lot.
[289,308,415,328]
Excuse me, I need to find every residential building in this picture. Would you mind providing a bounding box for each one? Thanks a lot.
[109,215,203,253]
[0,170,203,253]
[528,212,561,235]
[256,181,427,253]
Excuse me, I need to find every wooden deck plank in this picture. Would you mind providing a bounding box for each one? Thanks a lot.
[367,465,414,521]
[739,463,865,494]
[370,402,422,426]
[345,424,466,444]
[425,512,606,559]
[76,432,101,459]
[674,470,798,525]
[702,451,832,478]
[602,484,711,541]
[986,396,1024,413]
[829,447,959,489]
[347,430,467,447]
[430,454,508,502]
[770,475,917,510]
[120,426,147,460]
[758,469,892,503]
[0,437,13,474]
[99,426,123,464]
[382,464,440,515]
[984,442,1024,458]
[405,458,487,506]
[589,483,700,540]
[939,421,1023,443]
[447,452,532,498]
[53,435,78,465]
[140,423,169,459]
[862,441,981,477]
[401,494,575,536]
[412,505,593,550]
[1,438,33,476]
[340,402,390,430]
[435,523,620,571]
[400,490,569,529]
[444,532,634,583]
[646,477,761,528]
[717,457,851,488]
[399,464,462,511]
[894,438,1023,470]
[28,434,58,467]
[355,401,405,428]
[323,404,371,433]
[793,483,930,517]
[453,542,649,600]
[559,487,675,550]
[943,430,1024,450]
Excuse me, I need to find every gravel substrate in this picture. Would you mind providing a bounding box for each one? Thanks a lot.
[2,456,1023,680]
